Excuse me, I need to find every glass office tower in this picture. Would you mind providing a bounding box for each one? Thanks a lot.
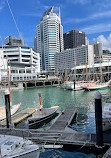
[36,7,64,71]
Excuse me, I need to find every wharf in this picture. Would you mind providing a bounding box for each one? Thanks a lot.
[0,108,36,126]
[50,108,77,131]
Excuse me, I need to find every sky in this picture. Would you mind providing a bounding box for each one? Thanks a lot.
[0,0,111,50]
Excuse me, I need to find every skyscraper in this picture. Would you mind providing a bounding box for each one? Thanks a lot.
[63,30,85,50]
[36,7,64,71]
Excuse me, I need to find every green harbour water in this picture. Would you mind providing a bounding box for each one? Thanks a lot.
[0,86,111,157]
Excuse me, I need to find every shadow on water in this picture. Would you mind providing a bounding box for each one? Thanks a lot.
[39,149,96,158]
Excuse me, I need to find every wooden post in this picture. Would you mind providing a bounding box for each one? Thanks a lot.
[95,91,103,147]
[5,89,11,128]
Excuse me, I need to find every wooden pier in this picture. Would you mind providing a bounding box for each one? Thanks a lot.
[50,108,77,131]
[0,108,36,126]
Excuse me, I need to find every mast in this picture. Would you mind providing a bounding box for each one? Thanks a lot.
[86,55,88,82]
[100,57,102,85]
[38,93,43,110]
[93,64,95,83]
[6,56,12,108]
[65,60,67,81]
[74,60,77,82]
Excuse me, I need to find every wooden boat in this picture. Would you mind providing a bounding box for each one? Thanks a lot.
[0,101,23,121]
[80,82,108,91]
[0,134,40,158]
[61,60,82,91]
[80,58,108,91]
[102,103,111,131]
[27,94,59,128]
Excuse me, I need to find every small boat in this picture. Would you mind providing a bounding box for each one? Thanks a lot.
[0,134,40,158]
[27,93,59,128]
[62,81,82,91]
[102,103,111,131]
[0,101,23,121]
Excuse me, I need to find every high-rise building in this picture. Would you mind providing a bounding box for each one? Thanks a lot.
[36,7,64,71]
[34,36,37,50]
[5,36,24,46]
[63,30,85,50]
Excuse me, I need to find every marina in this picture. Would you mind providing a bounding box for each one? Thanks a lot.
[0,86,111,157]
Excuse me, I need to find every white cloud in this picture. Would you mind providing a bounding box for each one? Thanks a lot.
[81,23,111,34]
[96,34,111,51]
[63,10,111,24]
[66,0,90,5]
[0,0,5,12]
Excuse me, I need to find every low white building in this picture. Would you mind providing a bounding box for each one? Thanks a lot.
[0,46,40,82]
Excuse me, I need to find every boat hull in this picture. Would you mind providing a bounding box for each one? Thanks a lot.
[0,102,21,121]
[81,85,108,91]
[27,106,59,129]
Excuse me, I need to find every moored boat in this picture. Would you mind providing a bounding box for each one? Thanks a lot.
[0,101,23,121]
[80,83,108,91]
[27,93,59,128]
[0,134,40,158]
[102,103,111,131]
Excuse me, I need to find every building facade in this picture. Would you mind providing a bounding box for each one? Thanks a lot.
[55,45,94,72]
[63,30,85,50]
[5,36,24,46]
[36,7,64,71]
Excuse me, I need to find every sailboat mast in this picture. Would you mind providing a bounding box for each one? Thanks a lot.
[86,56,88,82]
[100,57,102,85]
[65,60,67,81]
[74,60,76,82]
[93,64,95,83]
[6,56,12,108]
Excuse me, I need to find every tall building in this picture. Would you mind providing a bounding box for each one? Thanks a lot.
[63,30,85,50]
[36,7,64,71]
[5,36,24,46]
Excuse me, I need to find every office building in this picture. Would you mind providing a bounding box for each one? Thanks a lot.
[36,7,64,71]
[5,36,24,46]
[55,45,94,72]
[63,30,85,50]
[0,45,40,72]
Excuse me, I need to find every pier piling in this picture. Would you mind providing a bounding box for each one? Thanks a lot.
[95,91,103,147]
[74,80,75,90]
[5,89,11,128]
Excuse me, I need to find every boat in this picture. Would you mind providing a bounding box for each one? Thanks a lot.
[102,103,111,131]
[80,82,108,91]
[80,58,108,91]
[61,60,82,91]
[0,56,22,121]
[27,93,59,128]
[0,101,23,121]
[0,134,40,158]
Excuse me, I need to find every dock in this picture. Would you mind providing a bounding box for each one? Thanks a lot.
[0,108,36,126]
[50,108,77,131]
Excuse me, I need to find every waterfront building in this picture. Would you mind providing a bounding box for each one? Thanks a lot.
[63,30,85,50]
[5,36,24,46]
[0,49,7,82]
[0,45,40,82]
[36,7,64,71]
[55,44,94,72]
